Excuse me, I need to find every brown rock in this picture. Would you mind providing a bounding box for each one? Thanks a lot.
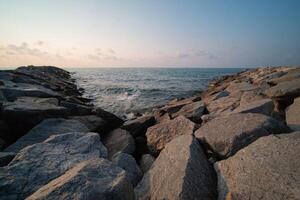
[286,97,300,131]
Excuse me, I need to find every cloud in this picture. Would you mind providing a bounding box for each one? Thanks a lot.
[87,48,119,61]
[35,40,46,47]
[176,49,219,60]
[1,42,48,57]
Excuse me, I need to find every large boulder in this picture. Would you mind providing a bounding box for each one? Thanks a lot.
[5,118,89,153]
[171,101,208,123]
[135,135,217,200]
[102,128,135,159]
[286,97,300,131]
[146,116,196,155]
[26,158,134,200]
[121,115,155,137]
[264,79,300,99]
[214,132,300,200]
[112,152,143,187]
[0,132,107,200]
[139,154,155,173]
[195,113,290,159]
[69,115,108,133]
[93,107,124,128]
[232,98,274,116]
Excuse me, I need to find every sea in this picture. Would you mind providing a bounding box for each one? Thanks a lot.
[71,68,246,119]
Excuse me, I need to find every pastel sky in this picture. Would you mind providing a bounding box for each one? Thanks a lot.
[0,0,300,68]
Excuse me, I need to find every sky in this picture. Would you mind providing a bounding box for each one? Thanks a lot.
[0,0,300,68]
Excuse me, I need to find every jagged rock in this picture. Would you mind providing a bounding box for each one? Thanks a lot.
[214,132,300,200]
[102,128,135,159]
[206,96,240,116]
[112,152,142,187]
[0,132,107,200]
[5,118,89,152]
[195,113,290,159]
[0,152,16,167]
[121,115,155,137]
[146,116,196,155]
[171,101,207,123]
[286,97,300,131]
[94,107,124,128]
[139,154,155,173]
[212,90,229,100]
[152,109,171,123]
[264,79,300,99]
[239,90,266,106]
[232,98,274,116]
[69,115,108,133]
[26,158,134,200]
[135,135,217,200]
[268,67,300,84]
[60,101,92,115]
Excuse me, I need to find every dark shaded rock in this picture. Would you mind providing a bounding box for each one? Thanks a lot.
[135,135,217,200]
[232,98,274,116]
[112,152,142,187]
[5,118,89,152]
[195,113,290,159]
[214,132,300,200]
[0,120,10,145]
[286,97,300,131]
[60,100,92,115]
[160,96,201,114]
[134,136,149,159]
[139,154,155,173]
[69,115,108,133]
[94,107,124,128]
[212,90,229,100]
[121,115,155,137]
[102,128,135,159]
[171,101,207,123]
[0,138,5,150]
[0,152,16,167]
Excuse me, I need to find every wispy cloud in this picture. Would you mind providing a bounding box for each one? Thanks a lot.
[1,42,48,57]
[87,48,119,61]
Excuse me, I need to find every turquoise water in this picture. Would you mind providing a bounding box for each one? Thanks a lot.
[71,68,246,118]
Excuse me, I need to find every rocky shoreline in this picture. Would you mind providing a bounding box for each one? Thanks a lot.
[0,66,299,199]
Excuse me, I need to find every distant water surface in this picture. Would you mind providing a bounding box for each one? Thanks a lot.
[71,68,246,118]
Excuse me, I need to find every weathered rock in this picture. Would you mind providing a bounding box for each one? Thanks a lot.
[286,97,300,131]
[195,113,290,159]
[0,152,16,167]
[226,81,257,94]
[268,67,300,85]
[232,98,274,116]
[206,96,240,116]
[264,79,300,99]
[135,135,217,200]
[112,152,142,187]
[69,115,108,133]
[146,116,196,155]
[214,132,300,200]
[152,109,171,123]
[26,158,134,200]
[5,118,89,152]
[239,90,266,106]
[93,107,124,128]
[171,101,208,123]
[212,90,229,100]
[139,154,155,173]
[121,115,155,137]
[60,101,92,116]
[102,128,135,159]
[0,132,107,200]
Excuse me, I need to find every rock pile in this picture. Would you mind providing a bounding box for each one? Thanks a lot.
[0,65,299,200]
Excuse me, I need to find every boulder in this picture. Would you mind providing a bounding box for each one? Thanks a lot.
[93,107,124,128]
[146,116,196,155]
[5,118,89,152]
[268,67,300,84]
[0,152,16,167]
[214,132,300,200]
[102,128,135,159]
[26,158,134,200]
[139,154,155,173]
[239,90,266,106]
[232,98,274,116]
[135,135,217,200]
[0,132,107,200]
[152,109,171,123]
[212,90,229,100]
[225,81,257,94]
[171,101,208,123]
[195,113,290,159]
[206,96,240,116]
[112,152,143,186]
[69,115,108,133]
[286,97,300,131]
[60,101,92,116]
[121,115,155,137]
[264,79,300,99]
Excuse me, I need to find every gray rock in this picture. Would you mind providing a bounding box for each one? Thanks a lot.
[0,132,107,200]
[135,135,217,200]
[214,132,300,200]
[121,115,155,137]
[94,107,124,128]
[226,81,257,94]
[286,97,300,131]
[171,101,207,123]
[195,113,290,159]
[69,115,108,133]
[60,101,92,116]
[139,154,155,173]
[26,158,134,200]
[112,152,142,186]
[0,152,16,167]
[102,128,135,159]
[146,116,196,155]
[264,79,300,99]
[5,118,89,152]
[232,98,274,116]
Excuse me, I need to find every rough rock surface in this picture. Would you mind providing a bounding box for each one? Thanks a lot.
[121,115,155,137]
[264,79,300,99]
[93,107,124,129]
[195,113,290,159]
[139,154,155,173]
[135,135,217,200]
[214,132,300,200]
[69,115,108,132]
[0,132,107,200]
[146,116,196,155]
[286,97,300,131]
[26,158,134,200]
[0,152,16,167]
[232,98,274,116]
[171,101,207,123]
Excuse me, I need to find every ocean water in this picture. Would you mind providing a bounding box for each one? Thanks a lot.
[71,68,246,118]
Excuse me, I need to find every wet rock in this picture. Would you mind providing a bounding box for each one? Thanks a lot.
[214,132,300,200]
[69,115,108,133]
[0,132,107,200]
[146,116,196,155]
[102,128,135,159]
[121,115,155,137]
[171,101,208,123]
[5,118,89,152]
[0,152,16,167]
[139,154,155,173]
[232,98,274,116]
[112,152,142,186]
[94,107,124,128]
[195,113,290,159]
[135,135,217,200]
[286,97,300,131]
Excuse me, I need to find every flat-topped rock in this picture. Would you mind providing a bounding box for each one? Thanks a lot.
[264,79,300,99]
[135,135,217,200]
[146,116,196,155]
[225,81,257,94]
[195,113,290,159]
[232,98,274,116]
[286,97,300,131]
[214,132,300,200]
[5,118,89,152]
[121,115,155,137]
[171,101,207,123]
